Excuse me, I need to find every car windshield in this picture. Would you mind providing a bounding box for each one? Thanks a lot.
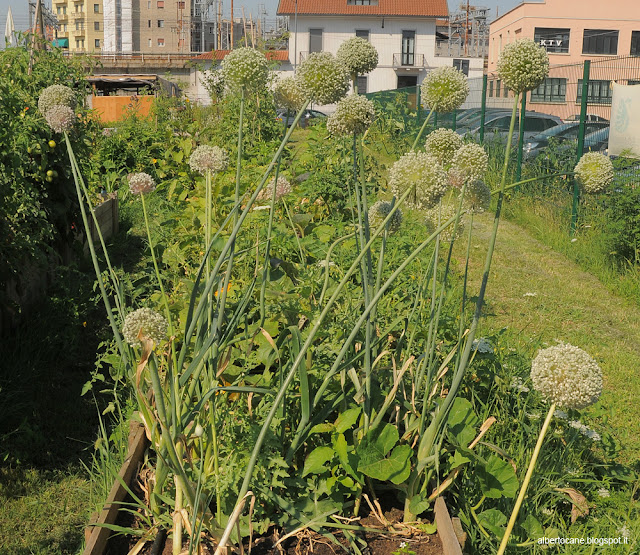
[530,123,578,141]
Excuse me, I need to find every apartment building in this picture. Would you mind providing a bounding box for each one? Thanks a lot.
[487,0,640,117]
[53,0,104,52]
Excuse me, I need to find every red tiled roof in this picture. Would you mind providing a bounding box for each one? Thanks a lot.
[193,49,290,61]
[277,0,448,17]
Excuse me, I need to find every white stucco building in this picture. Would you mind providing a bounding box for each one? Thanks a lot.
[276,0,484,93]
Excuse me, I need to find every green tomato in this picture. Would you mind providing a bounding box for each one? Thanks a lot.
[48,140,56,148]
[46,170,54,177]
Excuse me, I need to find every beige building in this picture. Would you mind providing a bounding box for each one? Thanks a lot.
[53,0,104,52]
[137,0,191,52]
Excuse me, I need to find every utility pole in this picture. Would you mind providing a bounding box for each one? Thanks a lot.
[28,0,46,75]
[230,0,234,49]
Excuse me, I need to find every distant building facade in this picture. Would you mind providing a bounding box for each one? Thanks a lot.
[52,0,104,52]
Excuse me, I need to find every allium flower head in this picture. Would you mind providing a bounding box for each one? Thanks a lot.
[122,308,168,347]
[189,145,229,174]
[460,180,491,214]
[38,84,77,115]
[273,76,304,112]
[327,94,375,135]
[420,66,469,113]
[336,37,379,77]
[221,47,269,90]
[44,105,76,133]
[296,52,350,105]
[449,143,489,186]
[389,151,448,210]
[425,202,465,242]
[424,128,463,166]
[368,200,402,233]
[530,342,602,409]
[128,172,156,195]
[497,39,549,93]
[203,68,225,98]
[256,176,293,202]
[574,152,614,194]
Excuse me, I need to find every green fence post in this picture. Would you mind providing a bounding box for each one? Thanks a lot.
[434,111,438,129]
[516,91,527,184]
[479,74,488,143]
[572,60,591,235]
[452,109,457,131]
[416,84,422,124]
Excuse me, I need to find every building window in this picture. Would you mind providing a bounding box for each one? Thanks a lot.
[489,79,494,97]
[582,29,618,55]
[577,79,612,105]
[504,84,509,98]
[356,29,369,40]
[76,39,84,48]
[63,6,67,14]
[75,20,84,30]
[534,27,570,53]
[148,20,151,27]
[158,19,165,28]
[531,77,566,102]
[453,59,469,76]
[356,76,368,94]
[631,31,640,56]
[93,3,99,12]
[157,0,164,7]
[94,21,100,30]
[401,30,415,65]
[62,24,67,31]
[94,38,100,48]
[495,79,501,97]
[158,38,165,46]
[148,38,152,47]
[147,0,151,7]
[309,28,322,53]
[178,1,185,7]
[56,6,61,14]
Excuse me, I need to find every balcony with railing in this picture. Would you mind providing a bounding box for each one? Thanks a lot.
[392,53,425,68]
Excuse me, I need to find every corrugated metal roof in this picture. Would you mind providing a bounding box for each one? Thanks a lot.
[193,50,290,61]
[277,0,448,17]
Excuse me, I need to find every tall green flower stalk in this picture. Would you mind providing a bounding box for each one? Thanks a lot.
[498,343,602,554]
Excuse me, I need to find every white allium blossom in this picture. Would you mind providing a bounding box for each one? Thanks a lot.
[202,69,225,98]
[497,39,549,93]
[461,180,492,214]
[44,105,76,133]
[424,128,463,166]
[574,152,614,194]
[618,526,631,540]
[510,376,531,393]
[597,488,610,498]
[368,200,403,233]
[327,94,375,135]
[128,172,156,195]
[388,151,449,210]
[425,202,465,242]
[336,37,379,77]
[221,47,269,90]
[38,84,77,115]
[273,76,304,112]
[189,145,229,174]
[296,52,350,105]
[449,143,489,186]
[122,308,168,346]
[420,66,469,113]
[256,176,293,202]
[530,342,603,409]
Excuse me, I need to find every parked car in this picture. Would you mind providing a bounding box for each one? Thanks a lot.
[454,108,512,130]
[523,121,609,159]
[276,109,327,128]
[563,114,609,124]
[458,111,564,142]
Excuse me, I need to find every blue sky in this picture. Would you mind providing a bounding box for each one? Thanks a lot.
[2,0,524,41]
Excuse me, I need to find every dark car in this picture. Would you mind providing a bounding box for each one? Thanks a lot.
[276,109,327,128]
[523,121,609,159]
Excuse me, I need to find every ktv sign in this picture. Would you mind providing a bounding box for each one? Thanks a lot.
[540,39,563,48]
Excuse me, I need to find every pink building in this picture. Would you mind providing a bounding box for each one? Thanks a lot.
[487,0,640,119]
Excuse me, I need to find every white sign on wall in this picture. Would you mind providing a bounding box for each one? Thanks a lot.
[609,82,640,159]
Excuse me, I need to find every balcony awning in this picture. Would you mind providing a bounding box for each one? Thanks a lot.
[52,38,69,47]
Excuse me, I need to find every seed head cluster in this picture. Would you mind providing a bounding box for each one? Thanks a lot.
[256,176,293,202]
[327,94,375,135]
[336,37,379,77]
[128,172,156,195]
[460,180,492,214]
[388,151,449,210]
[424,128,463,167]
[449,143,489,186]
[296,52,350,105]
[274,76,304,112]
[38,84,77,115]
[221,47,269,90]
[189,145,229,174]
[497,39,549,93]
[44,105,76,133]
[368,200,403,233]
[574,152,614,194]
[122,307,168,347]
[530,342,603,409]
[420,66,469,113]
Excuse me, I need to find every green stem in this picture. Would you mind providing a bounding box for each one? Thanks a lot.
[497,403,556,555]
[411,107,435,151]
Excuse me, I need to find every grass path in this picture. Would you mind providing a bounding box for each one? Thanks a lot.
[455,212,640,461]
